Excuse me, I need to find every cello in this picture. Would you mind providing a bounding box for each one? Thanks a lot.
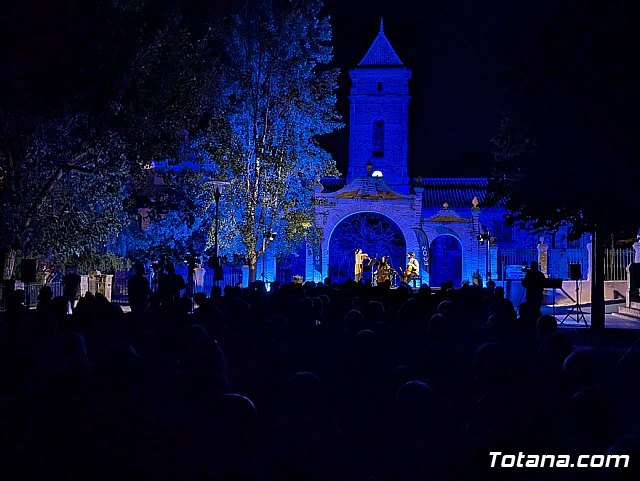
[401,264,416,283]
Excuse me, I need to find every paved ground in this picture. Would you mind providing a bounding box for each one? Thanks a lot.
[543,301,640,330]
[540,300,640,353]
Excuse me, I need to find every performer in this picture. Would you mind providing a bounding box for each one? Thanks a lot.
[521,260,546,314]
[354,248,369,282]
[375,255,396,285]
[402,252,420,283]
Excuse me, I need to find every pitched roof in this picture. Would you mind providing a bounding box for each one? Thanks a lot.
[414,177,489,209]
[320,176,411,200]
[358,19,404,67]
[335,176,410,200]
[320,177,346,193]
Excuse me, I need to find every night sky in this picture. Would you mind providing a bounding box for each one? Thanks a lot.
[3,0,621,181]
[323,0,525,178]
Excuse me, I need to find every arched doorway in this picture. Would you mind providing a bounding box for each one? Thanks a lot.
[329,212,406,283]
[429,235,462,287]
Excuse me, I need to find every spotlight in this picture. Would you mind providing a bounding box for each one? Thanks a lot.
[263,231,277,241]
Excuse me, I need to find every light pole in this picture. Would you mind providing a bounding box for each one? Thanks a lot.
[261,231,277,286]
[205,180,229,287]
[477,226,495,283]
[213,186,222,286]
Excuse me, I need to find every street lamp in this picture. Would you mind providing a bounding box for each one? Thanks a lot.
[211,186,222,286]
[205,180,229,286]
[261,231,277,285]
[477,226,496,282]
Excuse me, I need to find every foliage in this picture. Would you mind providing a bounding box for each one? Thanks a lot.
[486,1,640,328]
[487,1,640,239]
[0,0,224,271]
[145,0,342,279]
[0,113,129,260]
[72,251,130,275]
[213,0,341,280]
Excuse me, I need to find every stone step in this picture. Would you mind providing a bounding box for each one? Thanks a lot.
[611,312,640,322]
[617,306,640,319]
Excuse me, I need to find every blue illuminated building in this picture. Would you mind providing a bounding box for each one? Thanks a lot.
[305,21,590,287]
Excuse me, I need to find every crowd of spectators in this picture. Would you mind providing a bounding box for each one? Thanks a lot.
[1,272,639,480]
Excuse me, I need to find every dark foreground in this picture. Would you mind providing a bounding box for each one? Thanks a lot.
[1,281,639,481]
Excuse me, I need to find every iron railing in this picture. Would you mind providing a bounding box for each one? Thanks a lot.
[604,248,634,281]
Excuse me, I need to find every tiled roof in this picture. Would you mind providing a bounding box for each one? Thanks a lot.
[333,176,410,200]
[414,177,489,209]
[320,176,494,209]
[358,20,404,67]
[320,177,346,192]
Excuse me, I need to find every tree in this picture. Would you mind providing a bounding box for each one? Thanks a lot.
[487,1,640,330]
[218,0,341,282]
[0,112,129,274]
[150,0,340,280]
[0,0,223,275]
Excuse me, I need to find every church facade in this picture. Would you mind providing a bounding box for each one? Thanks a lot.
[302,21,588,287]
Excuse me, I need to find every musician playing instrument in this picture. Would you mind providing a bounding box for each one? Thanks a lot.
[374,255,396,285]
[354,248,369,282]
[402,252,420,283]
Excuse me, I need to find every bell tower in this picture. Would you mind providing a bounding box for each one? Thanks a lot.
[347,20,412,192]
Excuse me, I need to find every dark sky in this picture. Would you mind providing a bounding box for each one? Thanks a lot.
[322,0,521,178]
[0,0,552,180]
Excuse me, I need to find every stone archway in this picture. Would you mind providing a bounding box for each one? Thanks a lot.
[429,234,463,287]
[328,212,406,283]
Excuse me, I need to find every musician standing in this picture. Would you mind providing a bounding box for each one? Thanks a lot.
[354,248,369,282]
[403,252,420,282]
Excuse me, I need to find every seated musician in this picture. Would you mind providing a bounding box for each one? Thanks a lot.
[375,256,394,284]
[402,252,420,283]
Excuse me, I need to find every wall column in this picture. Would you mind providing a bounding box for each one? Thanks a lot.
[537,237,549,276]
[586,236,592,281]
[471,204,481,280]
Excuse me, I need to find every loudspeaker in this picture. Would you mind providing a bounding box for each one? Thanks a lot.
[20,259,37,283]
[569,263,582,281]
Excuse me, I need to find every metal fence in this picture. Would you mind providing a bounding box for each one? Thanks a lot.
[0,281,64,310]
[498,248,538,280]
[498,246,634,281]
[112,267,244,305]
[0,267,244,311]
[605,248,634,281]
[499,248,538,267]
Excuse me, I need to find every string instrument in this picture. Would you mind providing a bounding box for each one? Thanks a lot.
[401,263,416,283]
[376,264,396,284]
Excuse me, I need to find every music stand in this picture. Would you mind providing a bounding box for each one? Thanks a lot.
[560,264,588,326]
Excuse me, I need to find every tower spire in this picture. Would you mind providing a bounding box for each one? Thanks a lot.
[358,18,404,67]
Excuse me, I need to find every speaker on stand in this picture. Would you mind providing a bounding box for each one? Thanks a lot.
[561,263,588,326]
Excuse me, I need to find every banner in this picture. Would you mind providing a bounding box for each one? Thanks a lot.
[412,228,430,272]
[312,243,322,279]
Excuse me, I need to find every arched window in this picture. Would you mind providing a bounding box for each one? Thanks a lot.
[372,119,384,157]
[377,82,383,91]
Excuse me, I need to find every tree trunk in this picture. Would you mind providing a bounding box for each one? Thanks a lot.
[248,256,257,284]
[2,249,16,280]
[590,230,606,331]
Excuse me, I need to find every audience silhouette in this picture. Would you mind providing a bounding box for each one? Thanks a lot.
[0,275,635,480]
